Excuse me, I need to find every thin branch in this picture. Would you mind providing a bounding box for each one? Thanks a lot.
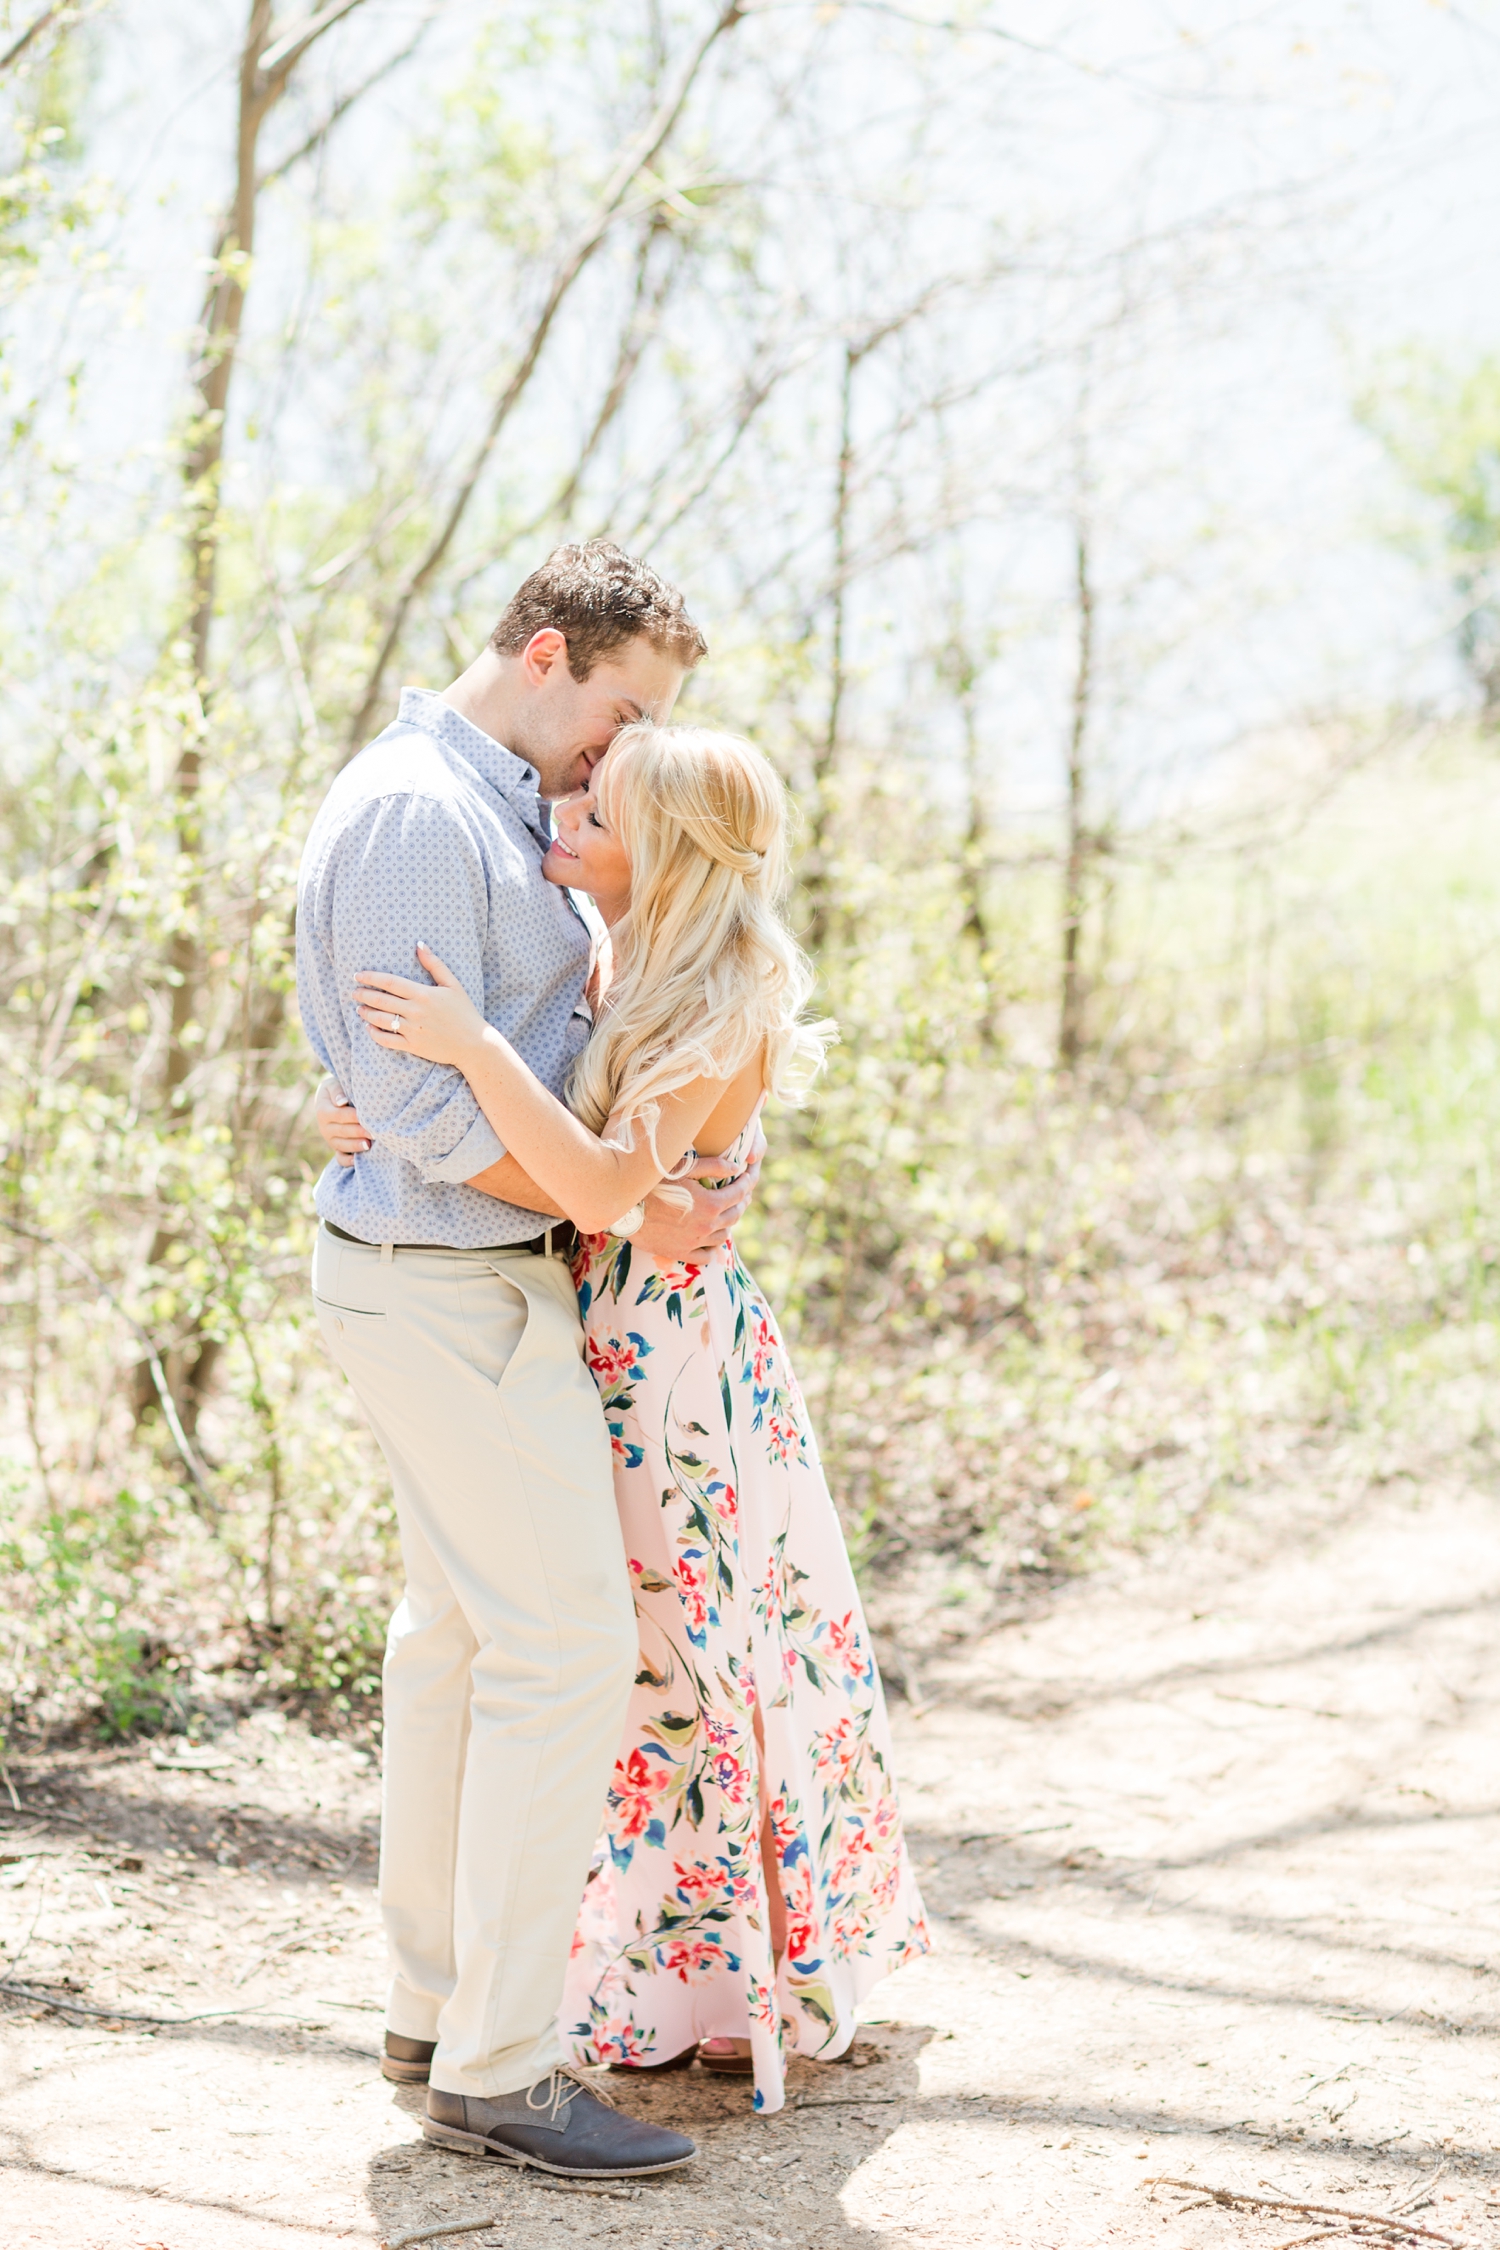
[832,1,1256,103]
[762,0,1064,59]
[383,2220,503,2250]
[541,215,676,531]
[624,359,788,549]
[257,13,438,192]
[384,2175,642,2245]
[1391,2168,1449,2218]
[257,0,365,83]
[343,0,750,755]
[1146,2178,1460,2247]
[441,223,683,614]
[305,490,423,592]
[0,2,63,74]
[0,1978,345,2030]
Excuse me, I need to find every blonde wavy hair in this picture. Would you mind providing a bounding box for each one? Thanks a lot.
[566,722,834,1156]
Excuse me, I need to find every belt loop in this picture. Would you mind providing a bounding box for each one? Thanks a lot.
[380,1241,394,1265]
[542,1226,553,1259]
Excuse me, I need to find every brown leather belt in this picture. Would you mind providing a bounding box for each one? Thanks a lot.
[322,1218,578,1258]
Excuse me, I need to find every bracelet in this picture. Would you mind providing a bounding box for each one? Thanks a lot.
[609,1203,646,1238]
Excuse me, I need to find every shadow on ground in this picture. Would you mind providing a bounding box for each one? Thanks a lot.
[362,2030,941,2247]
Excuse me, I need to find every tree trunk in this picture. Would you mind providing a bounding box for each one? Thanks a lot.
[164,0,275,1105]
[1059,514,1095,1070]
[343,0,747,758]
[139,1,365,1435]
[801,342,856,955]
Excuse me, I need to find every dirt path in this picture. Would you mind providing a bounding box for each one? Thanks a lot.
[4,1481,1499,2249]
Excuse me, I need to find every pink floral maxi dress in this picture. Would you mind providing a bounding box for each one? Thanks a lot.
[560,1112,929,2114]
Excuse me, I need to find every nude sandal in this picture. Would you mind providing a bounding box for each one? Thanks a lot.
[696,2037,754,2075]
[606,2044,697,2073]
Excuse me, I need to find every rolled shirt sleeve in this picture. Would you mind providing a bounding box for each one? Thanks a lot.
[325,792,507,1182]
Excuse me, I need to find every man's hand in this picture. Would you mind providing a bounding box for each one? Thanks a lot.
[632,1124,766,1260]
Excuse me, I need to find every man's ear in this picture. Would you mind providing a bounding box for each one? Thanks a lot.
[521,628,568,687]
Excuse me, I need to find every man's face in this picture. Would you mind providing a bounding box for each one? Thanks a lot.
[513,630,686,799]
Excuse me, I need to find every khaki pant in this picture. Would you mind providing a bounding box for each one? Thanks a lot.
[312,1225,635,2098]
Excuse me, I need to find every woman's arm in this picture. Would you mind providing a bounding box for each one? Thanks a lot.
[353,946,728,1233]
[314,1078,370,1166]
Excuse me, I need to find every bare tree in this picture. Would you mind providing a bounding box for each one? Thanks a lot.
[145,1,374,1432]
[344,0,750,755]
[167,0,369,1104]
[938,626,992,958]
[1058,507,1096,1069]
[800,286,961,948]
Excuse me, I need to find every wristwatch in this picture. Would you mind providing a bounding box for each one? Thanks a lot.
[610,1203,646,1238]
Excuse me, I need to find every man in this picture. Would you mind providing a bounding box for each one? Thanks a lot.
[297,543,754,2176]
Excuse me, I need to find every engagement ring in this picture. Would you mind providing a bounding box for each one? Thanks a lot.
[392,1014,402,1033]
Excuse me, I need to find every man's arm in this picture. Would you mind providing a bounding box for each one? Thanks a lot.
[315,1078,566,1214]
[467,1154,565,1216]
[315,1078,762,1245]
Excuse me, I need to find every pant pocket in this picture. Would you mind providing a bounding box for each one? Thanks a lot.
[314,1299,390,1392]
[315,1297,388,1338]
[455,1262,530,1388]
[487,1255,595,1410]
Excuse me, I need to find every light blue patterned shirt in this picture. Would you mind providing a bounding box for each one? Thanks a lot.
[296,688,592,1248]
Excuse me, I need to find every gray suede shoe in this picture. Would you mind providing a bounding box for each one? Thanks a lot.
[423,2068,695,2177]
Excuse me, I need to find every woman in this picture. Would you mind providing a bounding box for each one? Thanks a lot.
[322,722,927,2115]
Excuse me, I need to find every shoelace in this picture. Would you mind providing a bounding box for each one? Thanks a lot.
[524,2064,616,2124]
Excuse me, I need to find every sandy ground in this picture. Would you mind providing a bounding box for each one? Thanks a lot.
[4,1478,1500,2249]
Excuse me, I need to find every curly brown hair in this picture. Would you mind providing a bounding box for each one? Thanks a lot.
[490,540,708,680]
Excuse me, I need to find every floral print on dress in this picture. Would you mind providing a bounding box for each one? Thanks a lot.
[559,1107,929,2114]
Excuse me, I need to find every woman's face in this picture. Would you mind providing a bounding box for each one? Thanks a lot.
[543,762,632,923]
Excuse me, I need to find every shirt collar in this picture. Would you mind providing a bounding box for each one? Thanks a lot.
[396,687,546,836]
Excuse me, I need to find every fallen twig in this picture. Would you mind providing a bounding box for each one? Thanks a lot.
[524,2176,640,2200]
[379,2169,642,2239]
[0,1978,343,2034]
[383,2219,498,2250]
[1390,2163,1447,2218]
[235,1924,342,1987]
[793,2090,899,2109]
[1147,2178,1460,2246]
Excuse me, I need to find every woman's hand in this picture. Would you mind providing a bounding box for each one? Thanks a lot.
[314,1076,371,1166]
[354,944,488,1067]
